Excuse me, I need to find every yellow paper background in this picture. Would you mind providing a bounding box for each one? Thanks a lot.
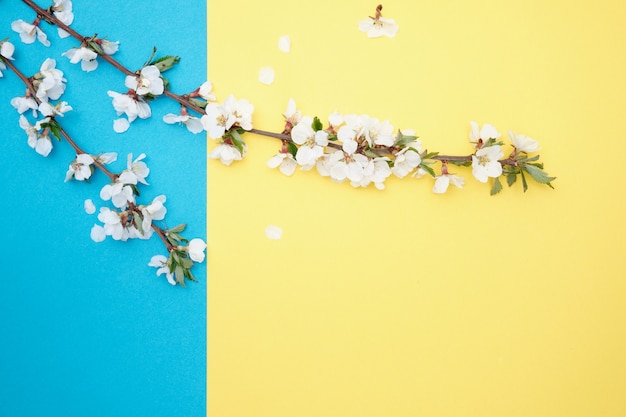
[208,1,626,416]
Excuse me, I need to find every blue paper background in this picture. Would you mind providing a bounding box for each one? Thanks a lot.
[0,2,206,416]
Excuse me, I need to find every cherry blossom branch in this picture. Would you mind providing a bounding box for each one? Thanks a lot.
[21,0,206,115]
[6,56,178,252]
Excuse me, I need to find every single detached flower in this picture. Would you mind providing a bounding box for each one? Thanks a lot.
[358,4,399,38]
[509,130,540,153]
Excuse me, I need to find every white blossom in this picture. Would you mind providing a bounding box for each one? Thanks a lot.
[10,96,38,116]
[358,16,398,38]
[125,65,164,96]
[52,0,74,38]
[187,238,207,263]
[107,90,151,127]
[163,113,204,134]
[100,182,135,209]
[65,153,94,181]
[36,59,66,101]
[208,143,245,166]
[291,116,329,169]
[509,130,540,153]
[148,255,175,285]
[11,19,50,46]
[140,195,167,234]
[432,174,465,194]
[95,152,117,165]
[39,100,72,117]
[125,153,150,185]
[469,121,501,147]
[267,152,297,176]
[354,157,392,190]
[472,145,503,183]
[19,115,52,157]
[202,94,254,138]
[197,81,215,101]
[392,147,422,178]
[96,207,140,241]
[99,39,119,55]
[283,98,302,129]
[62,47,98,72]
[0,41,15,60]
[328,138,369,183]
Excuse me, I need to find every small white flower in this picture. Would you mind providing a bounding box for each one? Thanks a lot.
[201,94,254,138]
[148,255,175,285]
[125,65,164,96]
[19,115,52,157]
[140,195,167,235]
[278,35,291,53]
[107,90,151,124]
[208,143,245,166]
[267,152,297,176]
[358,6,398,38]
[163,113,204,134]
[355,157,392,190]
[90,224,106,242]
[392,148,422,178]
[100,182,135,209]
[187,238,207,263]
[265,225,283,240]
[52,0,74,38]
[469,121,501,147]
[328,138,369,183]
[99,39,119,55]
[197,81,216,101]
[84,199,96,215]
[472,145,503,183]
[509,130,540,153]
[95,152,117,165]
[258,66,275,85]
[291,116,329,170]
[65,153,94,182]
[432,174,465,194]
[62,47,98,72]
[1,41,15,60]
[35,58,66,101]
[11,19,50,46]
[126,153,150,185]
[283,98,302,130]
[10,96,38,116]
[97,207,137,241]
[39,100,72,117]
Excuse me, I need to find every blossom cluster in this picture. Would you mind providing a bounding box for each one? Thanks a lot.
[205,96,555,195]
[3,2,207,286]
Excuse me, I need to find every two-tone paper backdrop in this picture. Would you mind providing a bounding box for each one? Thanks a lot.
[208,1,626,416]
[0,2,206,416]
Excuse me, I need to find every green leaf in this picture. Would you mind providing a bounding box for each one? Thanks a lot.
[394,130,418,146]
[87,40,105,55]
[48,121,62,141]
[312,116,323,132]
[168,224,187,234]
[419,163,436,178]
[229,129,246,154]
[287,141,298,158]
[149,55,180,73]
[189,98,207,109]
[506,172,517,187]
[180,258,194,269]
[142,47,158,68]
[175,265,186,286]
[520,169,528,192]
[185,269,198,282]
[490,176,503,195]
[363,149,379,158]
[129,183,141,196]
[523,164,556,188]
[133,212,144,235]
